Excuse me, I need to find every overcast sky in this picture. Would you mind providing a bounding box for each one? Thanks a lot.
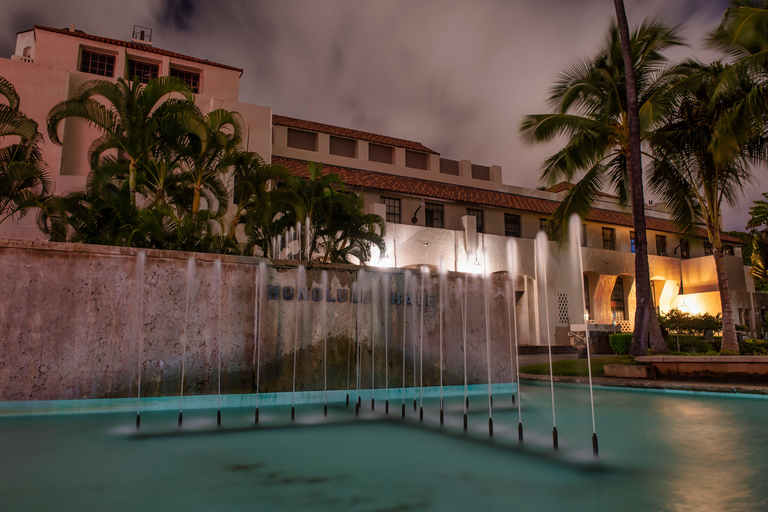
[1,0,761,231]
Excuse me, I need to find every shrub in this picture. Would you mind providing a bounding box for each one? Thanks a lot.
[740,338,768,355]
[609,333,633,354]
[664,335,714,353]
[659,309,722,336]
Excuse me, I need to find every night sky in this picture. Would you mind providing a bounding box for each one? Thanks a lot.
[2,0,759,231]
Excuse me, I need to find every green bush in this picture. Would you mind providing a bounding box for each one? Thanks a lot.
[740,338,768,355]
[609,333,633,354]
[659,308,722,336]
[664,335,714,353]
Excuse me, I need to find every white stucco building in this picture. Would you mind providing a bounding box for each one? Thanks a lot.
[0,24,761,345]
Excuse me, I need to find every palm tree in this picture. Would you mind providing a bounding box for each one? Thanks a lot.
[227,151,289,244]
[747,193,768,290]
[648,60,761,353]
[520,17,679,354]
[180,109,243,220]
[707,0,768,164]
[46,77,207,206]
[321,191,386,264]
[283,161,345,260]
[0,76,54,228]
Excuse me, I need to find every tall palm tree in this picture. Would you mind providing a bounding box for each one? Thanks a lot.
[0,76,53,228]
[613,0,668,356]
[520,17,679,354]
[46,77,207,206]
[648,60,762,353]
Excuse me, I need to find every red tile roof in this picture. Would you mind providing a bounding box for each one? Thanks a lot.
[274,156,744,245]
[273,115,437,154]
[33,26,243,73]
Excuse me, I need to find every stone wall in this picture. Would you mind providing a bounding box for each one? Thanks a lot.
[0,239,522,401]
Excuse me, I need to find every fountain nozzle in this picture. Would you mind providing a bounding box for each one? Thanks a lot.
[136,413,140,429]
[178,411,183,427]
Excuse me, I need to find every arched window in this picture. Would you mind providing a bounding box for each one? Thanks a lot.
[611,277,626,322]
[22,46,31,58]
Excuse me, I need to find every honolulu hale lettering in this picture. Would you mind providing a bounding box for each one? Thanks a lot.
[266,285,435,306]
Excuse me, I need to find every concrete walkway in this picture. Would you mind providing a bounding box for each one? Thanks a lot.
[520,373,768,396]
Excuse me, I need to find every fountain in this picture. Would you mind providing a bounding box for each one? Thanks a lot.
[322,270,329,417]
[507,239,523,442]
[383,273,390,414]
[460,275,468,431]
[483,250,493,437]
[535,232,558,449]
[419,266,429,422]
[569,214,599,456]
[134,250,146,429]
[178,257,195,427]
[438,258,446,425]
[371,274,378,410]
[215,259,222,426]
[402,270,412,418]
[291,265,306,420]
[255,261,266,423]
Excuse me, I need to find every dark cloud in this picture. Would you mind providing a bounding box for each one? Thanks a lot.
[160,0,198,31]
[0,0,759,230]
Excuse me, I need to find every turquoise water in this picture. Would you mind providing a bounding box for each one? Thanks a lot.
[1,383,767,511]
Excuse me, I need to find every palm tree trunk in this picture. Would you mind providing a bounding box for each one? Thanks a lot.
[129,159,137,207]
[713,247,739,353]
[192,188,201,221]
[613,0,667,355]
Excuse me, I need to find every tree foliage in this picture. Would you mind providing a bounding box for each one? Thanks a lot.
[0,76,54,229]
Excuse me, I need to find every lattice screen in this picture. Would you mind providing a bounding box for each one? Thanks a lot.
[557,293,569,325]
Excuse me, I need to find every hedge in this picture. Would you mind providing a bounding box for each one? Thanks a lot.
[609,333,633,354]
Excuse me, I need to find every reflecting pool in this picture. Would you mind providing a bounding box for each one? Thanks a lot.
[1,382,766,512]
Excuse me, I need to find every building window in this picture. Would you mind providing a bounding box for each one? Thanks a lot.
[505,213,521,238]
[440,158,459,176]
[704,241,713,256]
[471,164,490,181]
[405,150,428,170]
[724,245,735,256]
[583,274,591,320]
[128,59,159,84]
[680,239,690,259]
[611,277,626,322]
[656,235,667,256]
[630,231,636,253]
[170,67,200,93]
[369,143,393,164]
[602,227,616,250]
[425,203,444,228]
[329,136,356,158]
[286,129,317,151]
[467,208,484,233]
[381,197,401,223]
[80,49,115,77]
[582,224,588,247]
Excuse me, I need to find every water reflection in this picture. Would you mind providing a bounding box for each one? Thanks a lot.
[659,399,759,511]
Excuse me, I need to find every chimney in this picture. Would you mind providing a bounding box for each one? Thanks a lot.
[68,23,75,32]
